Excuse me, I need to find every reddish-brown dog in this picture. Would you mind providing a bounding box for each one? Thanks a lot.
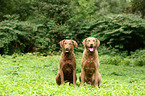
[80,37,102,88]
[56,40,77,86]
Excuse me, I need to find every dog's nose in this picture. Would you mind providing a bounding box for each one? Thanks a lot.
[90,44,93,48]
[65,47,69,50]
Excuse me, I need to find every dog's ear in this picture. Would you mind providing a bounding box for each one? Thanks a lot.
[96,39,100,47]
[60,40,65,47]
[82,38,87,47]
[72,40,78,48]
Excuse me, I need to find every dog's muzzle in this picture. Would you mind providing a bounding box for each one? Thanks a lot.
[65,47,70,53]
[88,44,94,52]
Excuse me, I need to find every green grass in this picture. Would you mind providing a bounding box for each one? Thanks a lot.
[0,53,145,95]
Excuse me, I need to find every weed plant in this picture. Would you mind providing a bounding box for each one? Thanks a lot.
[0,52,145,95]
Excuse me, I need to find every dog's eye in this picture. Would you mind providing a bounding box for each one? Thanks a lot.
[88,40,90,42]
[93,40,95,42]
[69,43,72,45]
[64,43,67,44]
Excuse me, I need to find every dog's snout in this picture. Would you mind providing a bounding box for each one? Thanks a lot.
[65,47,69,50]
[90,44,93,48]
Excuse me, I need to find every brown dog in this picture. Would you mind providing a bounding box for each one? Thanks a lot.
[56,40,78,86]
[80,37,102,88]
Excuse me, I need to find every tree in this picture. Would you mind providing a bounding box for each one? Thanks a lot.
[0,0,15,20]
[131,0,145,19]
[0,0,33,21]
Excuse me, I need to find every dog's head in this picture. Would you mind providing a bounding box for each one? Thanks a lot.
[60,40,78,53]
[82,37,100,52]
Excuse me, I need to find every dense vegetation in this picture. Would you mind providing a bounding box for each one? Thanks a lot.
[0,0,145,95]
[0,0,145,55]
[0,52,145,95]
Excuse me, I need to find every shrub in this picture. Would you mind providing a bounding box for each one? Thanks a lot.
[33,19,69,54]
[88,14,145,54]
[0,15,69,55]
[100,55,122,65]
[98,45,128,57]
[0,15,35,54]
[130,49,145,66]
[130,49,145,58]
[66,14,145,55]
[121,58,131,66]
[134,57,145,66]
[31,0,73,25]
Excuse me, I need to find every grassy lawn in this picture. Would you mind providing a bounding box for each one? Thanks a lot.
[0,53,145,95]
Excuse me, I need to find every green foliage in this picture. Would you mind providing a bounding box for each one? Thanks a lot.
[88,14,145,53]
[130,49,145,58]
[131,0,145,19]
[67,14,145,54]
[130,49,145,66]
[134,57,145,66]
[0,0,15,20]
[0,15,69,55]
[100,55,122,65]
[0,54,145,95]
[30,0,73,24]
[93,0,129,16]
[99,49,145,66]
[66,0,130,43]
[0,0,33,21]
[14,0,34,20]
[0,0,144,55]
[98,45,128,57]
[1,13,145,55]
[33,19,68,54]
[0,15,35,54]
[71,0,129,19]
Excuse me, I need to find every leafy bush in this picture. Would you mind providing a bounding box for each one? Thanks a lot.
[130,49,145,58]
[98,45,128,57]
[99,48,145,66]
[121,58,132,66]
[33,19,69,54]
[134,57,145,66]
[130,49,145,66]
[100,55,122,65]
[0,0,144,55]
[31,0,73,24]
[130,0,145,19]
[65,14,145,55]
[88,14,145,54]
[0,15,35,54]
[0,15,69,55]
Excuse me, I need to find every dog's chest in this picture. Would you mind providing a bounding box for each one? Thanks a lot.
[62,63,73,76]
[62,57,75,75]
[84,61,96,77]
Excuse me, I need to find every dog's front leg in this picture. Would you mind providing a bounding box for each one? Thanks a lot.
[94,71,99,88]
[60,70,65,85]
[98,73,102,87]
[80,68,85,85]
[73,69,76,86]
